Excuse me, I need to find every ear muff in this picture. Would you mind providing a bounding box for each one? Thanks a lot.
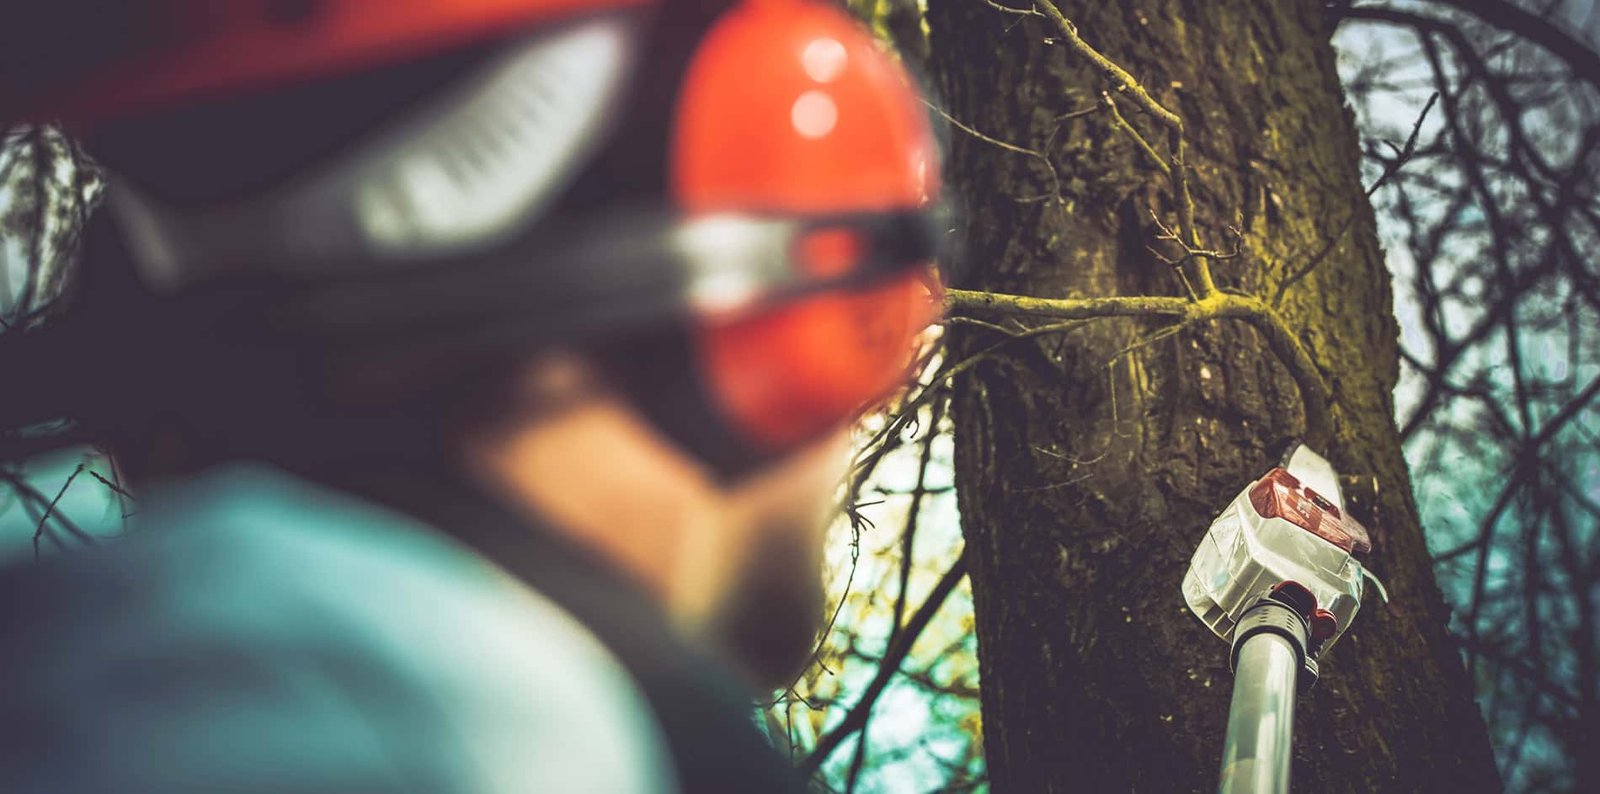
[671,0,940,457]
[697,267,939,450]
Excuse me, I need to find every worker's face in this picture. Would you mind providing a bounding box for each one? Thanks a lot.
[461,352,853,691]
[709,430,851,690]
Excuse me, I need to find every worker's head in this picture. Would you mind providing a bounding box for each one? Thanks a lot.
[10,0,942,687]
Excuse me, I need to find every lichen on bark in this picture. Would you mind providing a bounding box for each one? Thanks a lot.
[924,1,1500,790]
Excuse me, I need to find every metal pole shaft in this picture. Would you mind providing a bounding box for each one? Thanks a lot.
[1218,633,1299,794]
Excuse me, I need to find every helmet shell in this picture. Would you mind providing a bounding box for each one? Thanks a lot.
[673,0,935,214]
[673,0,940,449]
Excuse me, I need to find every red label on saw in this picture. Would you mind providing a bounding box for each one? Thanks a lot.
[1248,468,1372,555]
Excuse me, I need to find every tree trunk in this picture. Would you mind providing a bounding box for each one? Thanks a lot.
[924,1,1500,791]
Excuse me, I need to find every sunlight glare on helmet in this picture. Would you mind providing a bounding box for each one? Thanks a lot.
[801,38,848,83]
[791,90,838,140]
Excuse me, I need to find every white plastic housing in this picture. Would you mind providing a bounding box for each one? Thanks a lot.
[1182,477,1366,658]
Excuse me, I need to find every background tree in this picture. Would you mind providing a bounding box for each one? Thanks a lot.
[1335,3,1600,790]
[784,4,1597,791]
[922,0,1498,790]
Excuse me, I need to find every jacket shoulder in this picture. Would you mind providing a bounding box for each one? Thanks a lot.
[0,465,674,794]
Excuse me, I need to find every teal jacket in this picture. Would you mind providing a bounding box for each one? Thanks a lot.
[0,464,728,792]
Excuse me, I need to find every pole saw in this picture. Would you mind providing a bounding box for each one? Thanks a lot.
[1182,443,1384,794]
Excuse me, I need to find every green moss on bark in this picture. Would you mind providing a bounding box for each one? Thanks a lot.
[925,1,1499,790]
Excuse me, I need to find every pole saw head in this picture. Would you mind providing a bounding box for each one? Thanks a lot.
[1182,444,1375,665]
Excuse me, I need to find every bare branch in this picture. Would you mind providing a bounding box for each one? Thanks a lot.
[800,551,970,776]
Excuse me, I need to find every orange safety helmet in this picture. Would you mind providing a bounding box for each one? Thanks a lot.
[17,0,944,474]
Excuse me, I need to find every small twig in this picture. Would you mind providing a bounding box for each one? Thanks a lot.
[1055,105,1104,123]
[32,463,84,561]
[1273,92,1438,305]
[942,315,1028,336]
[925,99,1063,204]
[1108,319,1192,364]
[86,467,137,520]
[979,0,1041,18]
[1102,91,1171,176]
[1032,1,1180,129]
[800,551,970,776]
[1148,211,1244,265]
[1032,0,1215,296]
[1148,213,1244,297]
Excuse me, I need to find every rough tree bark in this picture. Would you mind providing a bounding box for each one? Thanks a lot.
[925,1,1500,791]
